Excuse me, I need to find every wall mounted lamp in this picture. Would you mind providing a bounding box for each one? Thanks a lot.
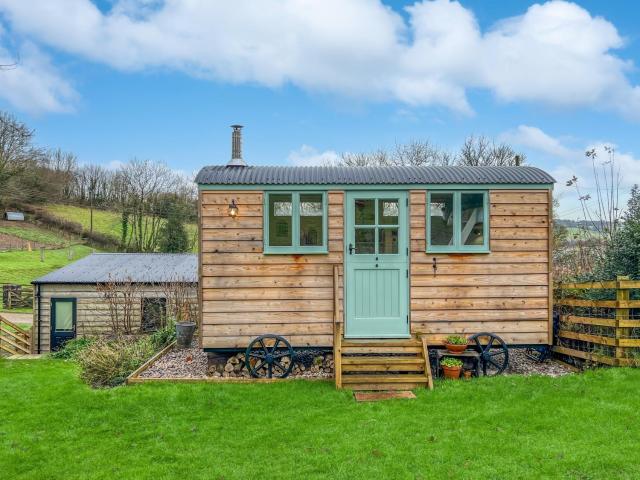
[228,199,239,218]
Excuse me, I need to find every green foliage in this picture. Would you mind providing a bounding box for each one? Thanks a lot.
[76,337,156,387]
[5,362,639,478]
[0,245,94,285]
[158,202,190,253]
[598,184,640,280]
[440,357,463,368]
[149,322,177,350]
[444,335,467,345]
[50,337,95,360]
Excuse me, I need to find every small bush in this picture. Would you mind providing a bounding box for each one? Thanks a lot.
[50,337,95,360]
[440,357,463,368]
[76,337,155,387]
[444,335,467,345]
[149,323,176,351]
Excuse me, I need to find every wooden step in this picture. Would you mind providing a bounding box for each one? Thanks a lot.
[342,363,425,373]
[341,339,422,347]
[341,345,423,354]
[341,356,424,365]
[342,374,429,384]
[348,383,424,391]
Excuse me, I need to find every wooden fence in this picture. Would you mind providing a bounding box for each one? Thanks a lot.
[554,276,640,366]
[0,314,32,356]
[1,284,34,309]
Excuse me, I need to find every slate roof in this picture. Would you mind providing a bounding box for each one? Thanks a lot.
[195,165,555,185]
[33,253,197,284]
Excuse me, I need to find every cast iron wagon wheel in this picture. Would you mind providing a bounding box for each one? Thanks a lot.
[469,332,509,376]
[245,334,295,379]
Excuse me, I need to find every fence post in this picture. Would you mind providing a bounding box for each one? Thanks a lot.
[615,275,630,365]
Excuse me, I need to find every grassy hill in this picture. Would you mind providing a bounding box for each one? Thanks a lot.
[0,245,94,286]
[0,223,78,247]
[45,204,197,249]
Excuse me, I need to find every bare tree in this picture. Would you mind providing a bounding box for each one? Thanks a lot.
[339,140,453,167]
[161,276,198,326]
[97,276,143,335]
[457,135,526,166]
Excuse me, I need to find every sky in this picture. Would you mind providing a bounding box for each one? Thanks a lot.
[0,0,639,219]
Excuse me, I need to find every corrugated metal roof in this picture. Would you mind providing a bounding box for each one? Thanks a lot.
[195,165,555,185]
[33,253,197,284]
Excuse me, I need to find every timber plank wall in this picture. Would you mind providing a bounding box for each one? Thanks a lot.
[200,191,343,349]
[410,190,551,345]
[34,284,197,353]
[200,189,551,349]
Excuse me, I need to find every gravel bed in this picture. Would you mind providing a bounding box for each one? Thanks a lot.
[140,343,208,379]
[138,344,574,380]
[504,349,573,377]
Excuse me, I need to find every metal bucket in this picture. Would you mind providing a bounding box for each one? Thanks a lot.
[175,322,196,349]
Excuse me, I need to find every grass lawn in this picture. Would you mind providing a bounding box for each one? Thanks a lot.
[45,204,198,249]
[1,360,639,479]
[0,224,76,247]
[0,245,94,285]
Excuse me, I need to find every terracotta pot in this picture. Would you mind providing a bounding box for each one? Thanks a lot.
[444,342,467,354]
[442,365,462,379]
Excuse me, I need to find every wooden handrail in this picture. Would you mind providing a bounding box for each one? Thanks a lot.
[332,265,342,389]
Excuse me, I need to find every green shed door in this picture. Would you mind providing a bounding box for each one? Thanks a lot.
[344,192,409,338]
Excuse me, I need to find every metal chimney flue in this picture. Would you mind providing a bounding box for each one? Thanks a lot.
[228,125,247,166]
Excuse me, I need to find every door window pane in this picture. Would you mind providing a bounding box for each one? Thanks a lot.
[54,301,73,332]
[378,228,398,254]
[354,199,375,225]
[378,200,399,225]
[299,194,323,246]
[354,228,375,254]
[269,194,292,246]
[429,193,454,246]
[461,193,485,246]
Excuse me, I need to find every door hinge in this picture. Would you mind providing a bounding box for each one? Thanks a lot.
[406,198,409,206]
[406,269,409,278]
[406,247,409,256]
[406,314,409,324]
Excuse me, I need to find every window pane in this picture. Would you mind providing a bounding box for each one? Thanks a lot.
[54,301,73,331]
[300,194,323,247]
[378,228,398,254]
[429,193,454,246]
[461,193,485,246]
[354,228,375,254]
[354,199,375,225]
[269,194,292,246]
[378,199,399,225]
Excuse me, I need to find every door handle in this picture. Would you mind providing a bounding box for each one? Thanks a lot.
[348,243,355,255]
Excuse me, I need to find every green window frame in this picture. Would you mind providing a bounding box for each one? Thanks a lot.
[264,191,328,254]
[426,190,489,253]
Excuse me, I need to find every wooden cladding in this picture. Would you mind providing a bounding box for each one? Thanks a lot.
[200,190,343,349]
[200,188,552,350]
[410,189,551,345]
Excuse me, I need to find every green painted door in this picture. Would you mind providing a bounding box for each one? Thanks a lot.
[345,191,409,338]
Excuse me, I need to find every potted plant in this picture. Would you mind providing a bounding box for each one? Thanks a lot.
[440,357,463,379]
[443,335,468,353]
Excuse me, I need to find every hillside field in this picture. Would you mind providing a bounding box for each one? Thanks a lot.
[45,204,197,249]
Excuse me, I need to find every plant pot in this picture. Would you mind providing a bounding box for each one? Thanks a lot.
[176,322,196,349]
[444,343,467,354]
[442,365,462,379]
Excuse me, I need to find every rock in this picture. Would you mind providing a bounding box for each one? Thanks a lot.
[224,363,234,372]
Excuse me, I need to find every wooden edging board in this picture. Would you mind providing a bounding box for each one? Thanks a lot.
[127,375,332,384]
[126,340,177,384]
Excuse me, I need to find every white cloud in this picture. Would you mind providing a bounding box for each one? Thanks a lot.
[0,39,77,114]
[287,145,340,167]
[504,125,640,218]
[501,125,573,158]
[0,0,638,117]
